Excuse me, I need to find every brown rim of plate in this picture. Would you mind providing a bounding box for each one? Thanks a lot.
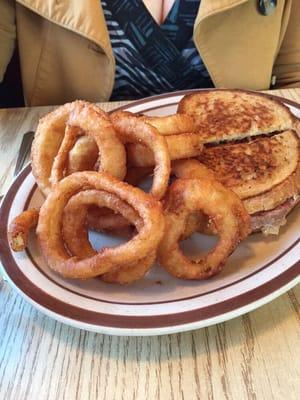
[0,90,299,330]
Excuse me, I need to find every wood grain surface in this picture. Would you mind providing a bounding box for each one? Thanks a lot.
[0,90,299,400]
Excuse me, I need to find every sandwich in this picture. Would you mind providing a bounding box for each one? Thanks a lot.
[177,89,300,234]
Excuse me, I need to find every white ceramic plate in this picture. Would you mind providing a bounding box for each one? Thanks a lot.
[0,90,299,336]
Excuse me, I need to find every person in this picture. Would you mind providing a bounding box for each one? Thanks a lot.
[0,0,299,106]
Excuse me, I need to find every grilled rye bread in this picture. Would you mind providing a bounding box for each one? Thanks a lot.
[178,90,300,234]
[178,89,299,143]
[198,130,300,233]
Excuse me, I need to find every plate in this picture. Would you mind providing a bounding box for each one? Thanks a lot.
[0,90,299,336]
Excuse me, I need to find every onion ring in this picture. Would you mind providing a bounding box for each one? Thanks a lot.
[140,114,196,135]
[127,133,203,167]
[158,178,250,279]
[8,209,39,251]
[86,206,133,235]
[63,190,143,257]
[171,159,217,237]
[50,102,126,187]
[37,171,165,279]
[31,101,126,195]
[112,111,196,135]
[62,190,154,284]
[171,159,216,181]
[31,102,79,196]
[101,251,156,284]
[67,135,99,174]
[111,111,170,199]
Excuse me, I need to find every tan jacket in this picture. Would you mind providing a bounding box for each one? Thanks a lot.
[0,0,299,106]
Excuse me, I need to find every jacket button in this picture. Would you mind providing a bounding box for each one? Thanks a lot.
[258,0,277,16]
[271,75,277,87]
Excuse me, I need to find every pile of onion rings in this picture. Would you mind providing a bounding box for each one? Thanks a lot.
[8,100,250,284]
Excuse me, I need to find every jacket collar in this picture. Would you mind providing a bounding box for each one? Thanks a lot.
[17,0,111,53]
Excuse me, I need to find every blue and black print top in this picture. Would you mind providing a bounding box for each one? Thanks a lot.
[101,0,213,100]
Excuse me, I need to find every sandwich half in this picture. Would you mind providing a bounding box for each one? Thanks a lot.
[178,89,299,142]
[178,90,300,234]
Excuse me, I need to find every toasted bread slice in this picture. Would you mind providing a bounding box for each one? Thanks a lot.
[178,89,298,143]
[198,131,300,234]
[198,130,299,206]
[243,159,300,215]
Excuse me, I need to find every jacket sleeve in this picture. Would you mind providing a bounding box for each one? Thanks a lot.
[0,0,16,82]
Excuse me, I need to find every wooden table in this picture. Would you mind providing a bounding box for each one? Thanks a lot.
[0,89,299,400]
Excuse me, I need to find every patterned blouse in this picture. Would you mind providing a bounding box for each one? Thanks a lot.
[101,0,213,100]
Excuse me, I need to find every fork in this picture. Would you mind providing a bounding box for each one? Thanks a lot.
[0,130,35,285]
